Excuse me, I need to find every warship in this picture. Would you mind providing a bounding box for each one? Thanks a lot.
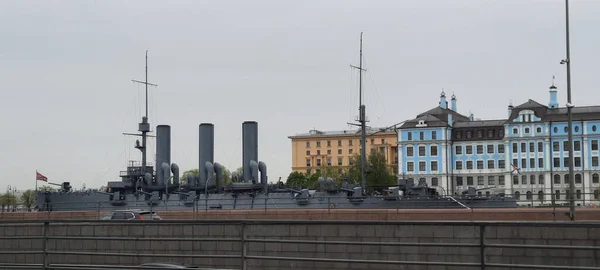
[36,38,518,212]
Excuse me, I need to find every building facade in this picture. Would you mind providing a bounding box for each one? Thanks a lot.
[398,87,600,206]
[288,128,398,175]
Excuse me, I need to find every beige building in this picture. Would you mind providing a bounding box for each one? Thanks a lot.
[288,128,398,174]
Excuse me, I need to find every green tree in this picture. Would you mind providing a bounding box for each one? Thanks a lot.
[286,171,308,188]
[0,192,17,213]
[21,189,36,211]
[180,165,234,185]
[349,151,396,193]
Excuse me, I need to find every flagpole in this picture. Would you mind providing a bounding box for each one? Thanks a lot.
[35,171,38,192]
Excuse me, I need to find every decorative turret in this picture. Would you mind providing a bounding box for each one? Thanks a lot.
[548,76,559,109]
[508,103,514,118]
[451,93,457,112]
[439,91,447,109]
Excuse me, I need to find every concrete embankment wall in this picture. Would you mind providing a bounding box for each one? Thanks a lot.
[0,220,598,270]
[1,207,600,221]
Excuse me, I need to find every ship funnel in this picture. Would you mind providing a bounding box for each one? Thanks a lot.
[199,123,214,188]
[242,121,258,183]
[258,161,268,193]
[156,125,171,186]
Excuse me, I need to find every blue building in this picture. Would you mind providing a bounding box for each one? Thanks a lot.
[398,86,600,206]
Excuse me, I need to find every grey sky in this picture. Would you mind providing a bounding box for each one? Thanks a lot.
[1,0,599,191]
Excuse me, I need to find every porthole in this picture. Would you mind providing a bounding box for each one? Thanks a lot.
[554,127,558,133]
[575,126,579,132]
[593,125,597,132]
[564,126,568,133]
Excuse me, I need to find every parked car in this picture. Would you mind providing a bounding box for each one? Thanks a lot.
[99,209,162,220]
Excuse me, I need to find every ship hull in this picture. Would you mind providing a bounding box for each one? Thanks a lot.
[36,191,517,212]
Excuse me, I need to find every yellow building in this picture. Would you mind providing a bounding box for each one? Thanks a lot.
[288,128,398,175]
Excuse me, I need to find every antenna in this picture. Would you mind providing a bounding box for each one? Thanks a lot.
[348,32,368,192]
[125,50,158,175]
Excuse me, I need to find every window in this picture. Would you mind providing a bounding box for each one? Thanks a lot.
[349,157,354,165]
[538,158,544,168]
[420,132,424,140]
[593,156,599,167]
[513,128,518,134]
[488,176,495,186]
[432,131,437,140]
[431,161,438,171]
[419,146,426,156]
[456,177,463,186]
[530,158,535,168]
[407,162,414,172]
[487,160,495,169]
[521,143,526,153]
[381,139,385,144]
[487,130,494,138]
[407,132,412,141]
[337,158,343,166]
[338,140,342,146]
[564,126,568,133]
[455,145,462,155]
[327,158,332,166]
[477,160,484,169]
[594,125,598,132]
[327,150,331,155]
[455,161,463,170]
[477,176,484,185]
[466,161,473,169]
[499,175,505,186]
[370,139,375,145]
[431,145,438,156]
[525,127,530,134]
[338,149,342,155]
[515,191,521,200]
[456,131,462,139]
[575,126,580,133]
[575,157,581,167]
[316,159,321,166]
[563,141,569,151]
[512,143,518,153]
[513,175,519,185]
[521,158,526,169]
[349,140,353,146]
[466,131,472,138]
[593,140,599,151]
[431,177,439,186]
[306,150,310,155]
[327,140,331,147]
[513,159,518,168]
[306,142,310,147]
[593,173,599,183]
[537,127,542,133]
[595,190,600,200]
[477,130,483,138]
[555,190,560,200]
[316,141,321,147]
[467,177,474,186]
[419,161,426,171]
[466,146,473,154]
[554,174,560,184]
[574,141,581,151]
[553,141,559,152]
[526,191,533,200]
[529,142,534,153]
[575,174,582,184]
[349,149,353,154]
[539,175,544,185]
[530,175,536,185]
[406,146,414,157]
[498,145,505,153]
[553,127,558,133]
[317,150,321,155]
[487,145,494,154]
[553,158,560,168]
[577,190,582,199]
[564,174,570,184]
[477,145,483,154]
[521,175,527,185]
[498,160,506,169]
[564,157,570,167]
[306,159,311,166]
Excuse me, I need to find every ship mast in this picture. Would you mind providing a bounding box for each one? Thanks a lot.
[349,32,368,192]
[130,50,158,175]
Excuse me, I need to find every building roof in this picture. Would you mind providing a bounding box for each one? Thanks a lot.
[400,106,470,129]
[453,119,506,128]
[509,98,600,122]
[288,127,396,139]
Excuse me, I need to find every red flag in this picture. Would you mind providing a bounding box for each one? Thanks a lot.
[36,171,48,182]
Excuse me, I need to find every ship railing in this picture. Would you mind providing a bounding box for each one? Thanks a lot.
[0,220,598,270]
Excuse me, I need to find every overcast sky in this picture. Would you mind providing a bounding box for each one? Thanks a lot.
[1,0,599,191]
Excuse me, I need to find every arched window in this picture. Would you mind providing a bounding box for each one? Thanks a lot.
[554,174,561,184]
[526,191,533,200]
[539,175,545,185]
[575,174,582,184]
[514,191,521,200]
[537,191,544,201]
[593,173,599,184]
[522,175,527,185]
[564,174,570,184]
[530,175,536,184]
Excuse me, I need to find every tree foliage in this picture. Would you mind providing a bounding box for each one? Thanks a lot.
[21,189,36,211]
[348,150,397,192]
[0,192,18,212]
[180,165,240,185]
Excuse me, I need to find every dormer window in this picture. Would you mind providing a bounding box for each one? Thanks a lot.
[416,120,427,127]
